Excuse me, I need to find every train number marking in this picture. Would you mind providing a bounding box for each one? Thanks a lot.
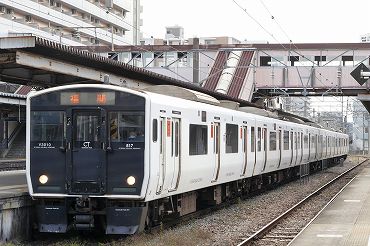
[34,142,54,149]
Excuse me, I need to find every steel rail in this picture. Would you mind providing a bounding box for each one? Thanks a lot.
[237,158,369,246]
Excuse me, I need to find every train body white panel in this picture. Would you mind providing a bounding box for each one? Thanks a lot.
[143,92,348,202]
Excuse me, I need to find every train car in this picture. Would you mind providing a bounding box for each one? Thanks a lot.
[26,84,349,234]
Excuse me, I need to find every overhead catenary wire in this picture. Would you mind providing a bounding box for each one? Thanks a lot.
[232,0,345,106]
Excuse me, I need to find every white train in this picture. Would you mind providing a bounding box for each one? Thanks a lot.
[27,84,348,234]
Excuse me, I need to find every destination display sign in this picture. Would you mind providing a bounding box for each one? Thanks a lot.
[60,92,115,105]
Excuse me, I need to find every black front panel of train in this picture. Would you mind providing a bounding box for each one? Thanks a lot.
[30,89,145,196]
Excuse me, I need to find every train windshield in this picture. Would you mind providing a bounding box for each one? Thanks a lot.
[109,112,145,142]
[31,111,65,142]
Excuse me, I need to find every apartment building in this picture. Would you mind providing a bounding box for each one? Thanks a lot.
[0,0,142,46]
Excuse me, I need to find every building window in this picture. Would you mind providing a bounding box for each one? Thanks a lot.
[269,131,277,151]
[342,56,353,66]
[283,130,289,150]
[260,56,271,66]
[289,56,300,66]
[189,124,207,155]
[226,124,238,153]
[314,56,326,66]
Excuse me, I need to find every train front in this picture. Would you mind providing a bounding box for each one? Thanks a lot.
[26,85,149,234]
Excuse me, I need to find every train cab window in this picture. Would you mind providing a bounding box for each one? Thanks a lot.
[109,112,145,142]
[31,111,65,142]
[152,119,158,142]
[226,124,238,153]
[283,131,289,150]
[251,127,255,152]
[257,127,262,152]
[189,124,207,155]
[74,113,99,146]
[269,131,277,151]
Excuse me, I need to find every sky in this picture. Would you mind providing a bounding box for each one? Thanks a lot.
[140,0,370,43]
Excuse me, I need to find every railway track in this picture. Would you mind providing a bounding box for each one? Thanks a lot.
[237,158,368,246]
[0,159,26,171]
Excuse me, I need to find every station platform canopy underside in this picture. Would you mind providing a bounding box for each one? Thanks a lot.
[0,36,259,108]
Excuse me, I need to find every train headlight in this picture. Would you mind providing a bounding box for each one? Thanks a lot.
[126,176,136,186]
[39,175,48,184]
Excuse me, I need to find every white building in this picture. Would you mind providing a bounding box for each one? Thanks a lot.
[361,33,370,43]
[0,0,142,46]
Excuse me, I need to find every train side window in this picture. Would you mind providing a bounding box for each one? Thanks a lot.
[283,131,289,150]
[189,124,207,155]
[251,127,255,152]
[269,131,277,151]
[226,124,238,153]
[171,122,174,156]
[152,119,158,142]
[304,135,308,148]
[257,127,261,152]
[175,122,179,157]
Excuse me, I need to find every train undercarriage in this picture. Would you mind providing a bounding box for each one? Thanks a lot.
[36,155,347,235]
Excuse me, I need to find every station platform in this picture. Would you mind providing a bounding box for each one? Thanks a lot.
[0,170,27,198]
[289,163,370,246]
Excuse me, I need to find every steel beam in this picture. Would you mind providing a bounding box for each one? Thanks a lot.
[14,51,151,88]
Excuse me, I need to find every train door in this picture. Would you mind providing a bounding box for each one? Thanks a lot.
[212,122,221,181]
[241,126,248,176]
[167,118,181,191]
[67,109,106,194]
[156,117,166,194]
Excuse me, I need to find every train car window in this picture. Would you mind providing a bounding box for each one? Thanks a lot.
[160,118,164,154]
[226,124,238,153]
[251,127,255,152]
[201,111,207,122]
[283,131,289,150]
[31,111,65,142]
[297,133,300,149]
[171,122,174,157]
[175,122,179,157]
[189,124,207,155]
[304,135,308,148]
[269,131,277,151]
[75,113,99,145]
[152,119,158,142]
[109,112,145,142]
[257,127,262,152]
